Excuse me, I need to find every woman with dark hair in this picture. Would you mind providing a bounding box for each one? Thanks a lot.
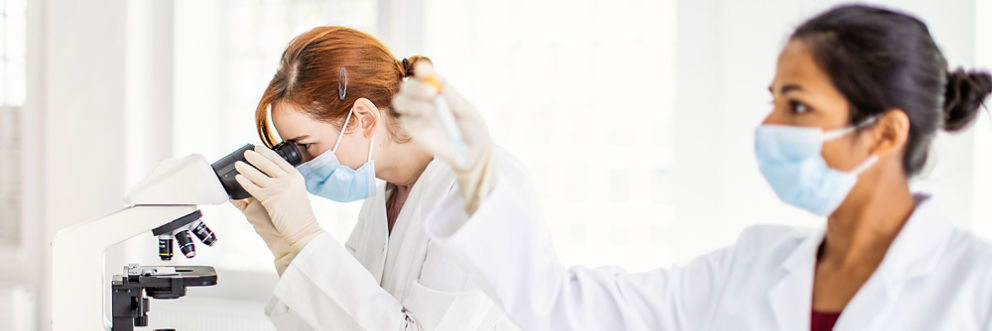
[393,4,992,330]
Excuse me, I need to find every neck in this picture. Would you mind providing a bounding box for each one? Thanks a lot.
[376,138,434,187]
[821,171,915,268]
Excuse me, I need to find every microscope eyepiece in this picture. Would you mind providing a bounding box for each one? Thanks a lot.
[273,141,303,166]
[211,141,303,200]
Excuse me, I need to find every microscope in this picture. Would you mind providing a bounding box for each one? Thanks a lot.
[51,142,302,331]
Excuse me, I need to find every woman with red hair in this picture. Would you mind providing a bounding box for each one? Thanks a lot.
[232,26,520,330]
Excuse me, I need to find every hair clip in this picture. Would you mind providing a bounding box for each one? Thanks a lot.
[338,66,348,100]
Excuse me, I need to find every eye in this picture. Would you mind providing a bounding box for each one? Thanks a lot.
[789,100,811,114]
[296,142,312,151]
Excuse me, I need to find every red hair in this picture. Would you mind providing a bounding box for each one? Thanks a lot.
[255,26,430,147]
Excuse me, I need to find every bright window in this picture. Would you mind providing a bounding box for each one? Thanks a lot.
[0,0,26,248]
[422,0,679,271]
[0,0,26,106]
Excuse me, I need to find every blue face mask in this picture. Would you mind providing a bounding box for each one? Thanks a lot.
[296,109,377,202]
[754,120,878,216]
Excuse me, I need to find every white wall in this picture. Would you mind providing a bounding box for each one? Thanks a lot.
[33,0,129,330]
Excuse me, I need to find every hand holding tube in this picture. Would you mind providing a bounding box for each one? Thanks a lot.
[392,64,497,213]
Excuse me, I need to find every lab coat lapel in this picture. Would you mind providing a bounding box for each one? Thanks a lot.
[767,226,823,330]
[380,160,456,297]
[352,184,390,284]
[833,195,953,331]
[379,182,425,296]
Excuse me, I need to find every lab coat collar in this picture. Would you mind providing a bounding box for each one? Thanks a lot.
[768,223,822,330]
[834,194,953,330]
[363,182,391,284]
[778,194,950,276]
[768,193,954,330]
[874,194,952,280]
[380,159,455,297]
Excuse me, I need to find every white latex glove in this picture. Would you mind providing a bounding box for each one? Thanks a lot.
[234,146,324,265]
[392,63,493,172]
[392,63,497,213]
[230,198,295,275]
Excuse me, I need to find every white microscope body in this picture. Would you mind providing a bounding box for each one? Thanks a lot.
[51,154,230,331]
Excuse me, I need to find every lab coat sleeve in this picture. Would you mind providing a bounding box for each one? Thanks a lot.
[424,176,736,330]
[265,232,418,330]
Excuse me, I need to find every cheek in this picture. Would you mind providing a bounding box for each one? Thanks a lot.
[310,143,334,160]
[334,136,372,169]
[820,138,863,171]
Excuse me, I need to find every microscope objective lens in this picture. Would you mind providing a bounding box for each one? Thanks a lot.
[175,229,196,258]
[158,234,174,261]
[191,220,217,246]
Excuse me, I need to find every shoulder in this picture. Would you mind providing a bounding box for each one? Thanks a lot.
[735,224,814,252]
[492,146,530,178]
[724,224,817,269]
[490,146,536,191]
[941,228,992,275]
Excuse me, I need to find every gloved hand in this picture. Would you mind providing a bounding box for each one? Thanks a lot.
[230,198,295,275]
[234,146,324,269]
[392,63,497,213]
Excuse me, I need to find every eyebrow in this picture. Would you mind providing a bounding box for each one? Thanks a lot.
[770,84,804,95]
[285,134,310,142]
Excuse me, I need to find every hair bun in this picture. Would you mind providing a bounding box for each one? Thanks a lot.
[944,68,992,132]
[401,58,414,77]
[400,55,432,78]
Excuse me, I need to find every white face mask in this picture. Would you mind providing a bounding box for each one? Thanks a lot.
[754,118,878,216]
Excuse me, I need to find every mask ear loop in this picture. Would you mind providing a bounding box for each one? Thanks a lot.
[822,115,881,141]
[850,154,879,175]
[332,109,354,153]
[822,126,856,141]
[827,115,881,175]
[367,134,376,162]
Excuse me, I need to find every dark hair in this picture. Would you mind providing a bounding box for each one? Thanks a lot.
[791,4,992,177]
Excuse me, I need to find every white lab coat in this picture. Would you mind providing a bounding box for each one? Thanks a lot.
[265,158,518,330]
[424,157,992,330]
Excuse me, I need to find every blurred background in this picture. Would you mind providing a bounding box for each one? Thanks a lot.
[0,0,989,329]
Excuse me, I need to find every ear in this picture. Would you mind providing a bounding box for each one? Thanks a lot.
[866,110,910,157]
[351,98,381,138]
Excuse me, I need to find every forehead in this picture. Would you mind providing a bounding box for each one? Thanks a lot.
[773,40,833,90]
[271,102,328,137]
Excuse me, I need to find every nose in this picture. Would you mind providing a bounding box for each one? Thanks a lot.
[761,108,786,126]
